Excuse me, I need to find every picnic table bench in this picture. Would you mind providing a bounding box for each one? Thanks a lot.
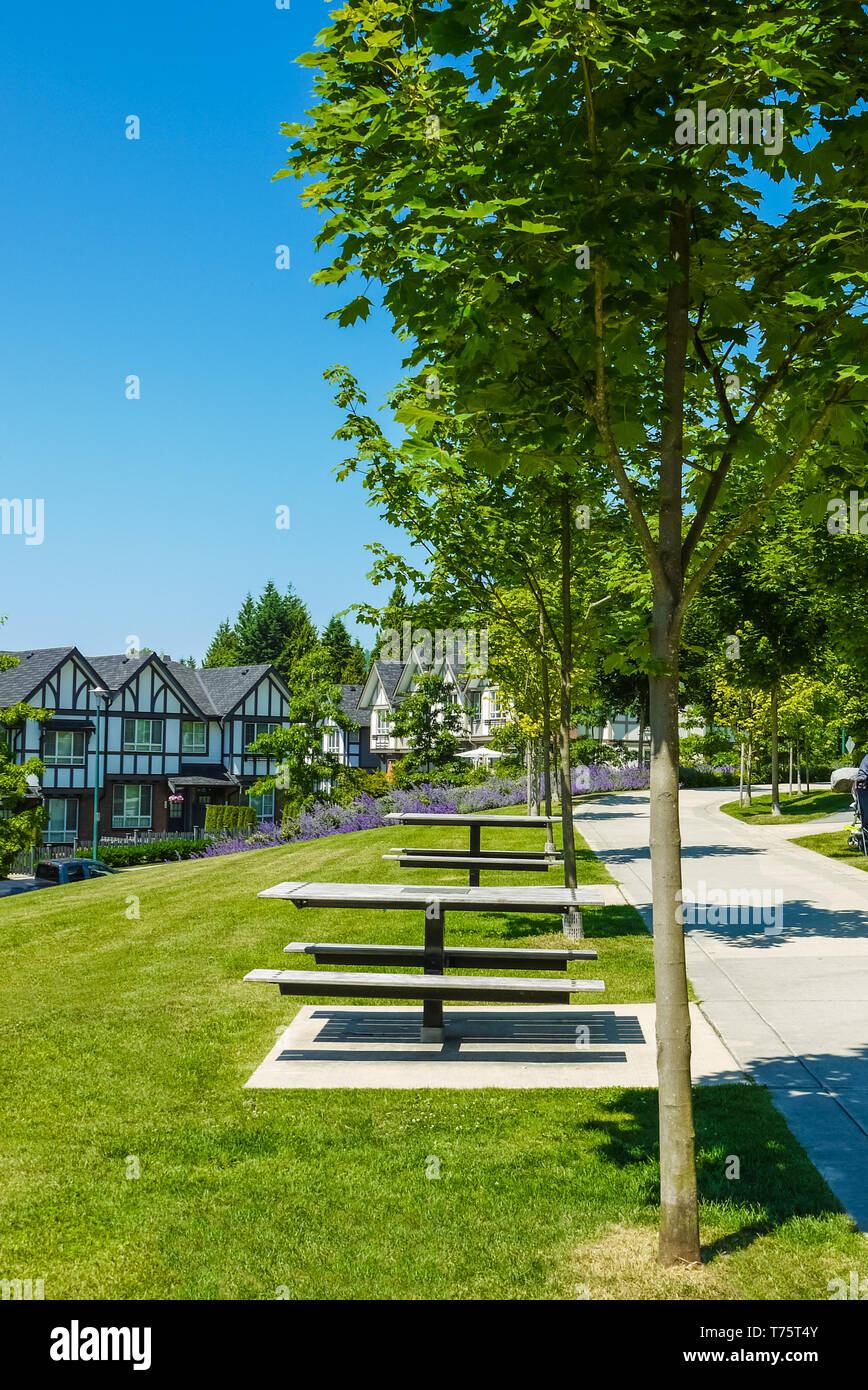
[246,881,604,1040]
[383,811,562,885]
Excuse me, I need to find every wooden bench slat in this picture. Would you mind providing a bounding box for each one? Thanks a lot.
[244,968,604,1003]
[258,881,604,910]
[283,942,598,968]
[383,812,556,828]
[382,854,551,871]
[389,847,562,861]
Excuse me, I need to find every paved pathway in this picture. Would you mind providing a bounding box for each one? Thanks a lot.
[575,785,868,1232]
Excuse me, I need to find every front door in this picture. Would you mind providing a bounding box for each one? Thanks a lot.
[191,793,212,833]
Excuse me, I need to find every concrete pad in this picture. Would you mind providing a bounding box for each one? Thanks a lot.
[244,1002,743,1090]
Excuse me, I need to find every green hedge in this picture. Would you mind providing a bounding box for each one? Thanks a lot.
[203,804,258,831]
[77,838,207,867]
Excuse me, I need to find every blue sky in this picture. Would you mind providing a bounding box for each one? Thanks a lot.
[0,1,405,660]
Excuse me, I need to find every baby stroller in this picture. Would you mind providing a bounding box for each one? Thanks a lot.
[848,777,868,854]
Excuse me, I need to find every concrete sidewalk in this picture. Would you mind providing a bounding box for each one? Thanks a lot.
[575,785,868,1232]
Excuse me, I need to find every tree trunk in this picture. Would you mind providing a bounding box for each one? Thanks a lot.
[789,744,793,796]
[525,741,532,815]
[770,685,781,816]
[540,616,553,821]
[649,610,699,1266]
[531,737,541,817]
[739,740,746,807]
[746,738,753,803]
[797,742,803,794]
[559,491,577,889]
[637,694,646,768]
[806,755,811,796]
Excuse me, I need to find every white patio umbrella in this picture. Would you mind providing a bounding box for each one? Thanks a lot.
[455,746,503,763]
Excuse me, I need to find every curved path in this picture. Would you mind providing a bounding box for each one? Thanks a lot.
[575,785,868,1232]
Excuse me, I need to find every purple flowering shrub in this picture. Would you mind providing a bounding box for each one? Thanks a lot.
[572,764,650,794]
[193,762,652,859]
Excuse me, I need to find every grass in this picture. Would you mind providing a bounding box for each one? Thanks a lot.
[1,814,864,1299]
[719,789,851,826]
[790,827,868,871]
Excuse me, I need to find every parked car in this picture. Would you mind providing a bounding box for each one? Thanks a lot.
[6,858,118,894]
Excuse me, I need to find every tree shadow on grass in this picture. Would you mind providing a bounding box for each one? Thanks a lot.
[577,1084,856,1265]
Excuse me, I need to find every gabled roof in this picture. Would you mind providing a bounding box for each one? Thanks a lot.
[359,659,405,710]
[90,651,207,718]
[0,646,292,722]
[339,683,368,727]
[165,660,289,718]
[0,647,104,706]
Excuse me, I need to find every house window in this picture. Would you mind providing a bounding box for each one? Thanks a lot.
[248,789,275,821]
[43,730,86,767]
[44,797,78,843]
[244,721,278,750]
[181,721,207,755]
[112,784,152,828]
[122,719,163,753]
[489,690,509,722]
[324,728,340,753]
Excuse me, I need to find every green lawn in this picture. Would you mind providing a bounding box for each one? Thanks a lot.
[791,827,868,870]
[1,816,864,1300]
[720,790,851,826]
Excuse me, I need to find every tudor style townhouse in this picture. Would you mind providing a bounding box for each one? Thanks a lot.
[0,647,291,844]
[323,654,511,772]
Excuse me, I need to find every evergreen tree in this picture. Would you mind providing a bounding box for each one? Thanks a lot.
[203,582,319,684]
[321,616,354,682]
[203,620,241,668]
[341,641,369,684]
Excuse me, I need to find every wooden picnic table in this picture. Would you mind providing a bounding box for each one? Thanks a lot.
[250,880,603,1040]
[383,810,561,885]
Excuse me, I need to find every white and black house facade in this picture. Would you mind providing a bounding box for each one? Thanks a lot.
[0,647,292,843]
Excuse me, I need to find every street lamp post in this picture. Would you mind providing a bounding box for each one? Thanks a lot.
[91,687,109,859]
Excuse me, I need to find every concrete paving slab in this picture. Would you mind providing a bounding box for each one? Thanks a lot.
[245,1002,744,1090]
[697,999,822,1090]
[715,959,868,1001]
[770,1089,868,1232]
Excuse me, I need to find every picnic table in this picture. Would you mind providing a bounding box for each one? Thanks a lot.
[383,810,562,885]
[246,880,604,1041]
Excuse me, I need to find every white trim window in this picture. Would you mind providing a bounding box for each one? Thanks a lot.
[248,789,275,821]
[43,730,86,767]
[181,721,207,755]
[112,784,152,828]
[244,721,278,749]
[489,689,509,722]
[324,727,341,753]
[123,719,163,753]
[44,797,78,842]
